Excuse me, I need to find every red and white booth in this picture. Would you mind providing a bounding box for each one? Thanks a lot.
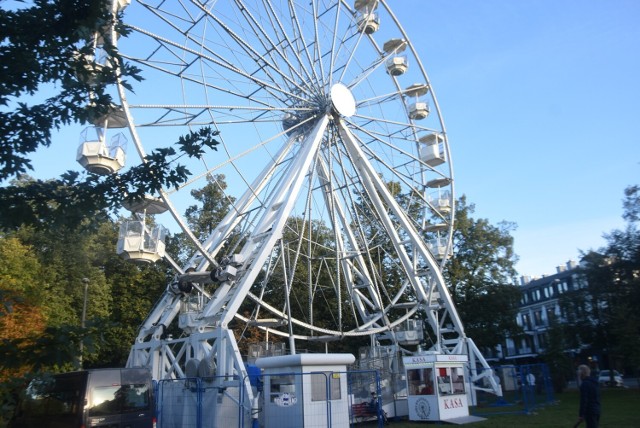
[404,353,482,423]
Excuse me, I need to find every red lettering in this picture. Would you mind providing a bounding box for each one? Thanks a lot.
[443,398,464,409]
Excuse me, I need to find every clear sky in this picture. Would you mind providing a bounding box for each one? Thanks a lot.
[392,0,640,279]
[25,0,640,280]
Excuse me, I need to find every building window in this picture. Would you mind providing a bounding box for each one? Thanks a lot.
[522,314,531,330]
[534,310,543,326]
[546,306,555,322]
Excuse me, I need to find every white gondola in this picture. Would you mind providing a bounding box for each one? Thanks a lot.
[76,126,127,175]
[356,12,379,34]
[88,103,128,128]
[114,0,131,9]
[426,177,452,189]
[72,50,107,86]
[95,0,132,46]
[428,192,452,215]
[117,196,169,263]
[394,319,424,346]
[386,56,408,76]
[419,133,446,167]
[383,39,408,76]
[424,222,448,232]
[405,83,430,120]
[355,0,379,34]
[121,195,169,215]
[427,237,451,260]
[117,220,167,263]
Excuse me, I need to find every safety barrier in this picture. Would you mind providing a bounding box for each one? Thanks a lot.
[155,369,384,428]
[472,363,555,417]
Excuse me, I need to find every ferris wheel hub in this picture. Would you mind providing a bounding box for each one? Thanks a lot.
[330,83,356,117]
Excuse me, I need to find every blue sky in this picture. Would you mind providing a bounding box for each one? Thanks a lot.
[392,0,640,278]
[26,0,639,279]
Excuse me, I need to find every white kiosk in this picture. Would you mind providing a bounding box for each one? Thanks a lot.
[255,353,355,428]
[404,353,482,423]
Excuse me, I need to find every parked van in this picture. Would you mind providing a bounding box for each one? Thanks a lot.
[9,368,155,428]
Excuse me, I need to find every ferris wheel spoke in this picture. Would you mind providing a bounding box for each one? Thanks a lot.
[255,0,323,92]
[223,3,292,91]
[351,112,421,135]
[308,0,329,88]
[337,119,434,300]
[346,121,447,202]
[131,104,311,126]
[122,49,291,110]
[355,89,408,109]
[199,1,316,98]
[316,158,382,315]
[336,27,367,85]
[321,0,342,88]
[166,114,320,199]
[347,44,406,90]
[129,24,308,105]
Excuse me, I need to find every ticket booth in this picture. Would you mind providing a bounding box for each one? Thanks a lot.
[404,353,480,423]
[255,353,355,428]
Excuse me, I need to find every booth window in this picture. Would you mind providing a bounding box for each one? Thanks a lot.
[407,367,435,395]
[269,374,296,402]
[311,372,341,401]
[437,367,465,396]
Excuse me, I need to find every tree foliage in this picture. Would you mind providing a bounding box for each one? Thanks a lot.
[444,196,522,349]
[0,217,168,376]
[564,185,640,372]
[0,0,139,179]
[0,237,46,380]
[0,1,221,229]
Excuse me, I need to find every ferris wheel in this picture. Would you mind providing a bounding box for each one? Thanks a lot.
[82,0,496,388]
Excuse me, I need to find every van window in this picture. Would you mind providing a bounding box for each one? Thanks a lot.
[10,369,154,428]
[21,374,84,416]
[89,383,151,416]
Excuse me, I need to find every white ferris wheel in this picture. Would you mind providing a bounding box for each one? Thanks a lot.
[78,0,497,394]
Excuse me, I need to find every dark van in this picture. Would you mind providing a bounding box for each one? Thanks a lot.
[10,368,156,428]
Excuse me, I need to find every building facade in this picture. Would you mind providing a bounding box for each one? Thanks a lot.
[487,261,588,363]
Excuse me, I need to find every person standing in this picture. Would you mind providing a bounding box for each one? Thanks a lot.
[576,364,601,428]
[526,372,536,392]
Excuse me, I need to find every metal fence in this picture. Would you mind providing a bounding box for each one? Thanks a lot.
[472,363,555,416]
[155,369,385,428]
[156,376,246,428]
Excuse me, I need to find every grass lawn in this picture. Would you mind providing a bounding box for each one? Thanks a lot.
[358,387,639,427]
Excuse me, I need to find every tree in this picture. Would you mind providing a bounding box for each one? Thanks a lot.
[568,185,640,374]
[167,174,235,265]
[99,248,168,366]
[0,0,142,179]
[0,1,220,229]
[443,196,522,349]
[0,237,46,380]
[540,316,574,392]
